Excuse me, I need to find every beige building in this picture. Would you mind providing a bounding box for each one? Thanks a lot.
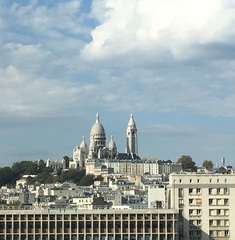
[0,208,178,240]
[87,159,181,177]
[168,173,235,240]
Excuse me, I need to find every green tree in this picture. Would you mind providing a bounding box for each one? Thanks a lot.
[12,161,39,177]
[0,159,89,186]
[59,169,85,184]
[37,160,46,172]
[95,175,104,181]
[36,167,54,184]
[0,167,16,186]
[177,155,197,172]
[202,160,214,171]
[79,174,95,186]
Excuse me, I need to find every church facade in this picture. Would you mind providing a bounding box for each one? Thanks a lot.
[70,113,181,176]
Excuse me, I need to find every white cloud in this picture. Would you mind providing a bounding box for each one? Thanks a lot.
[1,0,235,118]
[81,63,235,117]
[10,0,83,34]
[83,0,235,60]
[0,1,96,117]
[0,65,83,117]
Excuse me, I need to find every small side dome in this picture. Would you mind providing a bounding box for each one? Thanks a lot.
[108,135,117,155]
[80,136,88,152]
[109,136,117,150]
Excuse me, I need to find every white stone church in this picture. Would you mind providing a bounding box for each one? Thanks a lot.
[70,113,181,176]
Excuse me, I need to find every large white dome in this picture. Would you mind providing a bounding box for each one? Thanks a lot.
[90,113,106,137]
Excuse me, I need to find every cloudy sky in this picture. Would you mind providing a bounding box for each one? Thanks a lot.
[1,0,235,166]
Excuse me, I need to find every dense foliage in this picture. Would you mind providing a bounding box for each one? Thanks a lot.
[202,160,214,171]
[0,160,93,186]
[177,155,197,172]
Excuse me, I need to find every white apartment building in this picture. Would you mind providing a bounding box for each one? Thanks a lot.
[148,186,166,209]
[168,173,235,240]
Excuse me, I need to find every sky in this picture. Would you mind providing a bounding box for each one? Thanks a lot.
[1,0,235,166]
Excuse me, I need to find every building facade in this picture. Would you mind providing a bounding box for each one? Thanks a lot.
[0,209,178,240]
[70,137,88,169]
[168,173,235,240]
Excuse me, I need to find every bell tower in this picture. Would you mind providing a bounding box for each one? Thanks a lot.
[126,114,138,155]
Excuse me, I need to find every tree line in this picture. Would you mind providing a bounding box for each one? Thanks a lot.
[0,160,94,187]
[0,156,219,187]
[177,155,214,171]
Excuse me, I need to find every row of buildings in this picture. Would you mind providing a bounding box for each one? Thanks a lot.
[1,172,235,240]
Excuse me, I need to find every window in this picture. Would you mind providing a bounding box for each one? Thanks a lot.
[225,230,229,237]
[209,210,216,216]
[225,210,229,216]
[178,188,183,198]
[209,220,213,227]
[225,220,229,226]
[209,230,216,237]
[179,199,184,208]
[189,210,193,215]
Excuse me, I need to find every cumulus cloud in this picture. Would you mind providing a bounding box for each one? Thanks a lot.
[0,65,81,117]
[9,0,83,34]
[1,0,235,119]
[0,0,94,117]
[83,0,235,60]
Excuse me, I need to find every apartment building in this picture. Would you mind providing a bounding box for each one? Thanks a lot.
[0,209,178,240]
[168,173,235,240]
